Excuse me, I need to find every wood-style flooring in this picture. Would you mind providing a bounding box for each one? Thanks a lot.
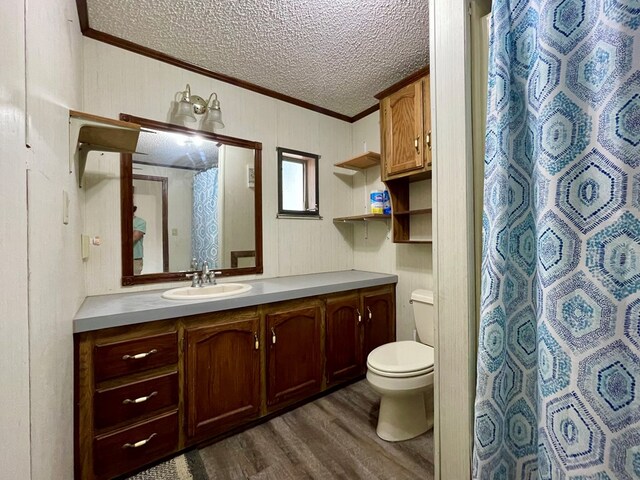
[198,380,435,480]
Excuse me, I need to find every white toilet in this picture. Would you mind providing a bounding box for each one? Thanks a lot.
[366,289,434,441]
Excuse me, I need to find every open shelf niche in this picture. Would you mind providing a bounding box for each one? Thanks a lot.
[69,110,142,187]
[384,173,433,244]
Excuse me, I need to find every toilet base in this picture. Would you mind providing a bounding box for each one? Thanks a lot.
[376,385,434,442]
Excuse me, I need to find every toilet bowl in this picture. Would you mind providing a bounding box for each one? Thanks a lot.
[366,290,435,441]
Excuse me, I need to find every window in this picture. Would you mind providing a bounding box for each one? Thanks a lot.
[277,147,320,217]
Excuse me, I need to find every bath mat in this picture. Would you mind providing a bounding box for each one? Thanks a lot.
[125,449,208,480]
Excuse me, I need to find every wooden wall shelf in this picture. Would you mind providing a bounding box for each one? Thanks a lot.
[334,151,381,171]
[392,208,432,216]
[394,239,433,244]
[69,110,142,187]
[332,151,389,240]
[333,214,390,223]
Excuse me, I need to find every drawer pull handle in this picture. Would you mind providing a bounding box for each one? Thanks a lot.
[271,327,276,345]
[254,333,260,350]
[356,308,362,323]
[122,391,158,405]
[367,306,373,321]
[122,349,157,361]
[122,433,157,449]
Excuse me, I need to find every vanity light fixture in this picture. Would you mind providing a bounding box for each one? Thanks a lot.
[170,84,225,131]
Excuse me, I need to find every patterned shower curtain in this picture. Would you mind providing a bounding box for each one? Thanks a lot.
[192,168,219,267]
[474,1,639,478]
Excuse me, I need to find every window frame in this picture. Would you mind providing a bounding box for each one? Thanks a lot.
[277,147,320,218]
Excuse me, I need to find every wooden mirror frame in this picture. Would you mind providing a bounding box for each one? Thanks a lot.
[120,114,263,286]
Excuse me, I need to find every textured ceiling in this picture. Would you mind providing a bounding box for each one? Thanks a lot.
[134,128,219,171]
[85,0,429,117]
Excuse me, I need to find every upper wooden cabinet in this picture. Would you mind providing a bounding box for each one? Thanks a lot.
[378,73,431,181]
[376,68,433,243]
[184,314,261,441]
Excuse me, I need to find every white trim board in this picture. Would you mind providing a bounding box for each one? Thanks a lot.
[431,0,477,478]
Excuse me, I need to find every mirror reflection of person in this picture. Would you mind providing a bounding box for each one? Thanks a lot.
[133,205,146,275]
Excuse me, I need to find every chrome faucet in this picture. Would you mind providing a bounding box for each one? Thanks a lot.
[186,261,222,287]
[201,261,215,285]
[210,270,222,285]
[202,262,222,285]
[202,261,210,281]
[187,271,201,287]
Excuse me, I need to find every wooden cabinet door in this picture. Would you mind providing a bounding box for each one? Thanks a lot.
[266,305,322,409]
[326,293,363,385]
[185,316,260,440]
[363,290,396,358]
[381,79,425,178]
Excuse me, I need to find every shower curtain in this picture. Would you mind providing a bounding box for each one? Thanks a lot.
[192,168,219,267]
[474,1,640,478]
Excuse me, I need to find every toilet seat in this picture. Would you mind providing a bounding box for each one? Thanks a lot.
[367,341,434,378]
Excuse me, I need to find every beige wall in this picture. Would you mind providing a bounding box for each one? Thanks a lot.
[82,39,355,295]
[0,0,31,477]
[132,164,195,272]
[349,112,434,341]
[24,0,85,479]
[1,2,85,478]
[221,145,256,267]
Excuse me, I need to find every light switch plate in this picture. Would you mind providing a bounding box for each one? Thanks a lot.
[81,235,90,260]
[62,190,70,225]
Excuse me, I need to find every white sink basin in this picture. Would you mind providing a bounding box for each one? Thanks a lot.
[162,283,252,300]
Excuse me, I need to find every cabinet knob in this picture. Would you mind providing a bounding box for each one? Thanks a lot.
[414,136,420,154]
[122,348,157,361]
[254,332,260,350]
[367,306,373,321]
[122,391,157,405]
[122,432,157,449]
[426,131,432,150]
[271,327,276,345]
[356,308,362,323]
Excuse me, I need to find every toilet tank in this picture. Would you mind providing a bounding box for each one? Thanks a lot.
[411,289,434,347]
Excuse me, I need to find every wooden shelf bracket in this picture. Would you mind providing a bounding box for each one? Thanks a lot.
[69,110,142,187]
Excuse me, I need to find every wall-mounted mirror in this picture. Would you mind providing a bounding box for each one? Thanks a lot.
[120,114,262,286]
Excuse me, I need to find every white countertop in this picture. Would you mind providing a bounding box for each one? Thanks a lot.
[74,270,397,333]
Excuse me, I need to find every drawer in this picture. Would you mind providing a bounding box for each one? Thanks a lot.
[94,332,178,382]
[94,371,178,430]
[93,410,178,479]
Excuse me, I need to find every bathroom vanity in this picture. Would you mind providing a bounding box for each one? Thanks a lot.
[73,271,396,479]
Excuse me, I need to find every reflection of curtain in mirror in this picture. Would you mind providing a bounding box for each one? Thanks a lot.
[192,168,219,267]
